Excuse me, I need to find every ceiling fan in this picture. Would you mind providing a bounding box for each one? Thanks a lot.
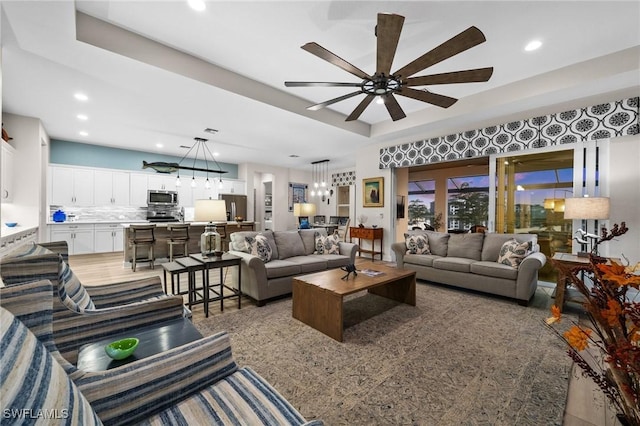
[285,13,493,122]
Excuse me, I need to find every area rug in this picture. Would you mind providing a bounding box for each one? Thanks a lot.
[194,282,572,425]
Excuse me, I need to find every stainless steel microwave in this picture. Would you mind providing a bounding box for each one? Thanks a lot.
[147,190,178,206]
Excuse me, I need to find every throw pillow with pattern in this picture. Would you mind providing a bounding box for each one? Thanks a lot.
[497,239,532,268]
[315,232,340,255]
[245,234,272,262]
[405,233,430,254]
[59,260,96,312]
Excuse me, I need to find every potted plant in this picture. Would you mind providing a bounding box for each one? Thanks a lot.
[545,222,640,426]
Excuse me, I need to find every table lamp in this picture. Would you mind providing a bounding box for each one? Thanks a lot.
[564,196,610,256]
[194,199,227,257]
[293,203,316,229]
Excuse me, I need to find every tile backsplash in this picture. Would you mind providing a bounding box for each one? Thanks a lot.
[49,205,147,222]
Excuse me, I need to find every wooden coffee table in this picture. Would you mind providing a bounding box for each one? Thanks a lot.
[292,262,416,342]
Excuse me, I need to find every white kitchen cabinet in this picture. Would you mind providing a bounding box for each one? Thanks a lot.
[1,141,15,202]
[219,179,245,195]
[49,224,94,255]
[147,174,177,191]
[94,224,124,253]
[94,170,130,205]
[50,166,94,206]
[129,173,149,207]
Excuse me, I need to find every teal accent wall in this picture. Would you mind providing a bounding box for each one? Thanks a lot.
[50,139,238,178]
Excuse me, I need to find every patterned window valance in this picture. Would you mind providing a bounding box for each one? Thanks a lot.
[331,171,356,186]
[379,97,639,169]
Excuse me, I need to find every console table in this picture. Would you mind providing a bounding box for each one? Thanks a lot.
[350,226,383,261]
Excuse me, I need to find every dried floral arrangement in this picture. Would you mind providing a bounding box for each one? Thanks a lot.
[545,222,640,426]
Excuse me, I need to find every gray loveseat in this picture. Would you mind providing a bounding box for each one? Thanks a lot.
[228,229,358,306]
[391,231,546,306]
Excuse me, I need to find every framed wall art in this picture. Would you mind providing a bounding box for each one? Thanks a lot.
[362,177,384,207]
[288,182,308,212]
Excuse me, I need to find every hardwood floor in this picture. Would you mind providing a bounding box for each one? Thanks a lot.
[68,251,613,425]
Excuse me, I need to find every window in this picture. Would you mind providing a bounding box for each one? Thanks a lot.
[447,175,489,231]
[407,179,435,228]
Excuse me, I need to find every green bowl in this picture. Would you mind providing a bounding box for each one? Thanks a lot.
[105,337,139,360]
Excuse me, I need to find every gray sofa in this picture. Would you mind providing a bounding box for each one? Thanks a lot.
[391,230,546,306]
[228,229,358,306]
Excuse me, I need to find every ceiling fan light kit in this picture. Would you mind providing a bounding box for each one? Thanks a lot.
[285,13,493,122]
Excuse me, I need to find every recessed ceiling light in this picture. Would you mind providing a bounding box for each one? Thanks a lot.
[524,40,542,52]
[74,93,89,101]
[79,131,89,137]
[188,0,206,11]
[212,152,219,157]
[156,143,163,148]
[204,128,218,134]
[76,114,88,120]
[289,154,300,158]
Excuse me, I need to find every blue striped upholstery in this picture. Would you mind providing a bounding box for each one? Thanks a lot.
[1,281,322,425]
[0,279,77,374]
[140,367,322,426]
[0,307,103,426]
[59,259,96,312]
[0,242,189,363]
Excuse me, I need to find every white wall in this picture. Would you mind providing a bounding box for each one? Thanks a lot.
[239,162,312,231]
[357,135,640,264]
[1,113,49,240]
[607,134,640,263]
[354,145,393,260]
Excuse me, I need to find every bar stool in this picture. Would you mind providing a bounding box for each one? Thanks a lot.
[129,224,156,272]
[167,223,190,261]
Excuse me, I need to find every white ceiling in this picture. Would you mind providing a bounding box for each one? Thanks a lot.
[2,1,639,171]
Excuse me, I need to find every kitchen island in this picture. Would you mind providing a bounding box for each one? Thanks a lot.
[122,221,255,265]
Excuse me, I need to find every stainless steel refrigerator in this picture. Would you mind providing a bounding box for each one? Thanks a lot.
[219,194,247,221]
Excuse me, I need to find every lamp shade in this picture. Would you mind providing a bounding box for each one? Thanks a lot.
[564,197,610,220]
[194,199,227,222]
[293,203,316,217]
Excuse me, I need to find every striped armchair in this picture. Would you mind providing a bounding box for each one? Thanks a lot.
[0,242,189,363]
[0,280,323,426]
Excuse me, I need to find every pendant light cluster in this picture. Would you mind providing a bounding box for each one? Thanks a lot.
[310,159,330,197]
[175,137,225,189]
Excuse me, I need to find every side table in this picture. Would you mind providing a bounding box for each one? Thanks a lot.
[190,253,242,313]
[77,318,202,372]
[349,226,383,261]
[175,256,208,315]
[552,252,620,312]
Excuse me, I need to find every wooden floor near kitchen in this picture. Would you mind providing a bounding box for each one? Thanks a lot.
[69,251,616,426]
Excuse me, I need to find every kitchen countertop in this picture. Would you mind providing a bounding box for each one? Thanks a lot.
[121,221,256,228]
[1,224,38,239]
[47,219,149,225]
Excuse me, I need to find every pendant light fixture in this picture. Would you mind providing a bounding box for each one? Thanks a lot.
[175,137,226,188]
[311,159,330,197]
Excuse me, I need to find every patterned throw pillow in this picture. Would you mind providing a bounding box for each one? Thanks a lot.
[59,260,95,312]
[245,234,272,262]
[405,233,430,254]
[497,239,532,268]
[315,232,340,255]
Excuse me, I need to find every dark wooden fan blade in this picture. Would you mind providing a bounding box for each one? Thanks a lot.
[384,95,407,121]
[346,94,375,121]
[406,67,494,86]
[394,26,487,79]
[302,42,371,80]
[397,87,458,108]
[285,81,364,88]
[376,13,405,76]
[307,91,363,111]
